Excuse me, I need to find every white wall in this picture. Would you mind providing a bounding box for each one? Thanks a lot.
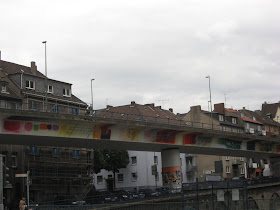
[94,151,195,191]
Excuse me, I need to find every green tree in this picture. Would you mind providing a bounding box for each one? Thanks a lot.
[103,149,130,190]
[93,149,106,174]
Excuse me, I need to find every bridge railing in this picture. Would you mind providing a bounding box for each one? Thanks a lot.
[1,103,279,140]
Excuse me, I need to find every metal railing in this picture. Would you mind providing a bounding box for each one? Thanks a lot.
[1,102,279,140]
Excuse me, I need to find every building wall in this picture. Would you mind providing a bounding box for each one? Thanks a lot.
[94,151,191,191]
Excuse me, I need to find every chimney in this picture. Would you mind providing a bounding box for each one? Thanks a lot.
[169,108,173,113]
[156,106,161,109]
[131,101,135,106]
[214,103,224,114]
[145,103,154,108]
[190,105,201,112]
[30,61,37,75]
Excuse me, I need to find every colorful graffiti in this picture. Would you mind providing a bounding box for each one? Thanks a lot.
[162,166,181,187]
[218,138,242,150]
[0,119,278,155]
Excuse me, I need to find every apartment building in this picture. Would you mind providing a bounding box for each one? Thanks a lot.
[0,54,93,207]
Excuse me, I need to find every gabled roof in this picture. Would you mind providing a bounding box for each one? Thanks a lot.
[225,108,263,125]
[242,109,279,126]
[96,102,180,124]
[262,102,280,119]
[0,60,45,77]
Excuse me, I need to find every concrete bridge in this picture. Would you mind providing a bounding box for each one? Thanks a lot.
[1,108,280,189]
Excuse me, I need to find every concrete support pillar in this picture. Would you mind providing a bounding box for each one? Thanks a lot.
[269,157,280,177]
[161,149,181,190]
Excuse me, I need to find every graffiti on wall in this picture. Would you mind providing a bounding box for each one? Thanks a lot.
[218,138,242,150]
[162,166,181,187]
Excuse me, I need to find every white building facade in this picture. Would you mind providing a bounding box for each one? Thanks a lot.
[94,150,196,191]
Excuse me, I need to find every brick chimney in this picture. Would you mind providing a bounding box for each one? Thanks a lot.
[30,61,37,75]
[190,105,201,113]
[169,108,173,113]
[131,101,135,106]
[214,103,224,114]
[145,103,154,108]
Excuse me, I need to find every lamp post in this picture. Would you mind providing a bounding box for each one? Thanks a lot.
[206,75,213,128]
[42,41,47,76]
[91,79,94,111]
[42,41,48,111]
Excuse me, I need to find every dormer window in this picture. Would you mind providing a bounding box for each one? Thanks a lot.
[26,80,35,90]
[219,114,224,121]
[48,85,53,93]
[1,85,7,92]
[63,88,71,97]
[232,117,237,124]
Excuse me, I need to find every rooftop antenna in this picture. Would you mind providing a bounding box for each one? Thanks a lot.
[106,98,111,107]
[156,99,169,109]
[224,93,227,107]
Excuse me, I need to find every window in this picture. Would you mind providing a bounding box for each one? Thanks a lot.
[240,157,243,161]
[51,105,60,113]
[108,175,113,179]
[0,100,6,108]
[258,125,262,131]
[26,80,35,89]
[246,123,249,129]
[29,146,39,156]
[232,117,237,124]
[131,156,137,165]
[72,108,79,115]
[28,101,42,111]
[12,155,17,167]
[1,85,7,92]
[225,156,230,161]
[222,126,226,131]
[10,102,18,110]
[131,173,137,182]
[219,115,224,121]
[226,166,231,173]
[97,176,103,184]
[154,156,158,165]
[73,150,80,159]
[118,174,124,182]
[52,148,61,157]
[63,88,71,97]
[240,167,244,175]
[47,85,53,93]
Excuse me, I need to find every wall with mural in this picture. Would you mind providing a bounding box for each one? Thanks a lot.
[1,118,279,155]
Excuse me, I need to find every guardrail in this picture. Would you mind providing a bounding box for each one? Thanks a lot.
[1,103,279,140]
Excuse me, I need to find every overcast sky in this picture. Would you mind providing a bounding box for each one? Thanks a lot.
[1,0,279,114]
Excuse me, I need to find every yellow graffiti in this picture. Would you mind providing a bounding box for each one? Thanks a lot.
[93,125,101,139]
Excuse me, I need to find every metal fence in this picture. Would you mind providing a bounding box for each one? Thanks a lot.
[1,102,277,141]
[27,198,280,210]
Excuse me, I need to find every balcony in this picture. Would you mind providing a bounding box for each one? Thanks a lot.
[186,165,198,171]
[232,159,242,165]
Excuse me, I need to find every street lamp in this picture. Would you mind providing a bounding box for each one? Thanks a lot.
[206,75,213,128]
[42,41,48,111]
[91,79,95,111]
[42,41,47,76]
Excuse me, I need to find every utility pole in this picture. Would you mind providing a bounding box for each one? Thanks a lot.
[0,155,4,210]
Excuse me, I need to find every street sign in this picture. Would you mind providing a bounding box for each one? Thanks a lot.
[15,174,28,178]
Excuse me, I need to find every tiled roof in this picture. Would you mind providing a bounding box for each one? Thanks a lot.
[242,109,279,126]
[225,108,263,124]
[0,60,45,77]
[262,102,280,119]
[96,102,180,125]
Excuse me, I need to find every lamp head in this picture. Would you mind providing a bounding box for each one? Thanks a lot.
[42,41,47,44]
